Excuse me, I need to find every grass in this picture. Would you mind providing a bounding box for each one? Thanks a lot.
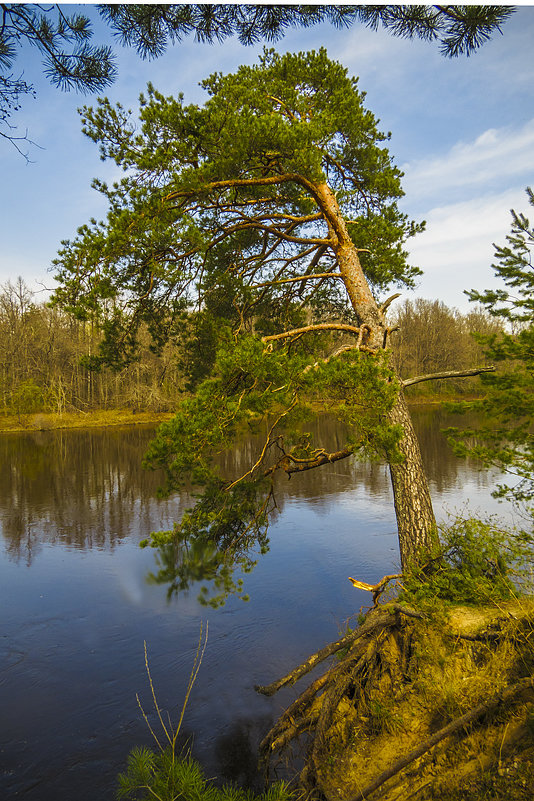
[0,408,174,433]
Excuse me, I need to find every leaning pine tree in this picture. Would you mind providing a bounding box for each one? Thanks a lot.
[53,49,491,598]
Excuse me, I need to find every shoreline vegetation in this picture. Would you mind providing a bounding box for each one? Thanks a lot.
[256,515,534,800]
[0,393,483,434]
[0,408,174,434]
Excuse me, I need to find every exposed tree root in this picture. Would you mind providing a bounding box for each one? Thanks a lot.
[256,601,534,800]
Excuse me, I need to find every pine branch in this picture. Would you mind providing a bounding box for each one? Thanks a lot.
[262,323,362,343]
[251,272,341,289]
[403,366,495,387]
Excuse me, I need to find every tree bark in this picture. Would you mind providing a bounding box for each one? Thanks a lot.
[314,182,438,568]
[386,387,437,567]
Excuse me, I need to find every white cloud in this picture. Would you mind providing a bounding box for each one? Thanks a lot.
[406,187,529,309]
[402,119,534,202]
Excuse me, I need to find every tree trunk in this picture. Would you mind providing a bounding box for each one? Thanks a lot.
[315,182,438,568]
[386,388,437,568]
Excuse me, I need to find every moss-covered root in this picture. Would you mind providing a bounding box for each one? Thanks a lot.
[257,602,534,801]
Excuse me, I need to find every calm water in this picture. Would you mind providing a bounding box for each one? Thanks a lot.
[0,410,515,800]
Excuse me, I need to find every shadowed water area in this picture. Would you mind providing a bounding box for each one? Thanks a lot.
[0,410,515,800]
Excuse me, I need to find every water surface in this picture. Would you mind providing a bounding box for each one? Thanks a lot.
[0,411,514,799]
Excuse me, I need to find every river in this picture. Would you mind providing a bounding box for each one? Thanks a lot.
[0,409,516,800]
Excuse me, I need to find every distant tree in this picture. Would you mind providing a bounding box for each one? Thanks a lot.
[2,4,515,157]
[391,298,500,394]
[447,188,534,512]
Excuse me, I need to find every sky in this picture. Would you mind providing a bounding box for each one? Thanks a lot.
[1,3,533,313]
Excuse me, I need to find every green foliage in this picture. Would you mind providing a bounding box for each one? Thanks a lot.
[117,747,294,801]
[309,349,403,460]
[139,334,401,606]
[1,5,116,157]
[52,47,422,366]
[102,5,514,58]
[401,516,533,610]
[2,5,514,158]
[446,188,534,511]
[11,379,45,417]
[142,478,270,608]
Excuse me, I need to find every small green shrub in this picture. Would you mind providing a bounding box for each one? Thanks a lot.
[402,516,533,609]
[364,699,403,735]
[117,628,294,801]
[117,748,294,801]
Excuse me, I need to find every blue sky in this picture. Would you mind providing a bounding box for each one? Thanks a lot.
[1,4,533,312]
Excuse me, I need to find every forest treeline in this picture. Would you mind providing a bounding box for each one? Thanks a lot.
[0,277,500,417]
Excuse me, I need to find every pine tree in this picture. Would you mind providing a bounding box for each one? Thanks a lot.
[52,50,494,601]
[447,188,534,513]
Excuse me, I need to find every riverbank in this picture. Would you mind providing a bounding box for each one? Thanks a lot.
[0,393,483,434]
[0,409,174,433]
[261,597,534,801]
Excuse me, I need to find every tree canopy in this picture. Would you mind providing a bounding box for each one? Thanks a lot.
[53,46,422,340]
[1,4,515,156]
[447,188,534,514]
[53,48,441,602]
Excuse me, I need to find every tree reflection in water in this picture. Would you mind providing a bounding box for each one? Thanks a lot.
[0,411,512,801]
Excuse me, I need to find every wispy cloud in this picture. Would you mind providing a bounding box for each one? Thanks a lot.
[402,119,534,203]
[406,187,529,308]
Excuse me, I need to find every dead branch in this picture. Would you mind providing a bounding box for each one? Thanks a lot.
[386,604,425,620]
[259,634,390,774]
[348,573,403,604]
[303,342,360,374]
[259,672,329,765]
[349,674,534,801]
[262,323,362,343]
[251,272,342,289]
[403,366,495,387]
[267,446,355,477]
[225,400,297,490]
[311,633,388,771]
[255,608,397,696]
[379,293,401,315]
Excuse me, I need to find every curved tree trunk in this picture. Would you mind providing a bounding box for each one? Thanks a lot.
[315,182,438,568]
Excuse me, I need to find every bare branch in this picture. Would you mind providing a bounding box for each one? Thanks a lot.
[251,272,342,289]
[262,323,361,343]
[266,94,298,122]
[255,608,395,696]
[348,573,403,604]
[225,400,297,490]
[379,292,401,315]
[303,342,361,374]
[403,366,495,387]
[165,172,318,201]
